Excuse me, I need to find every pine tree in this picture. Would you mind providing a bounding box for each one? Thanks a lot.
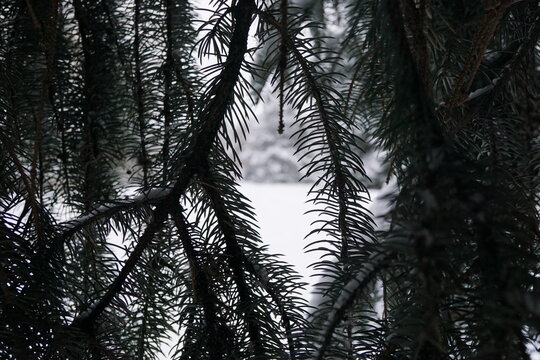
[303,1,540,359]
[0,0,539,359]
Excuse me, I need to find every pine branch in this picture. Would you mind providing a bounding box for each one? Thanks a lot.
[30,0,59,207]
[99,0,134,90]
[460,12,540,106]
[72,202,168,329]
[72,0,103,207]
[163,0,175,178]
[134,0,148,186]
[57,187,172,237]
[42,0,255,259]
[257,9,370,262]
[0,129,43,244]
[440,9,540,133]
[67,0,257,334]
[240,251,299,359]
[314,250,391,360]
[441,0,514,119]
[170,206,228,360]
[171,61,196,125]
[198,165,265,357]
[164,0,198,178]
[277,0,288,135]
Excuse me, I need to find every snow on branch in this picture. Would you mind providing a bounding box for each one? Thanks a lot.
[58,187,172,237]
[448,13,540,111]
[51,0,259,336]
[466,77,500,102]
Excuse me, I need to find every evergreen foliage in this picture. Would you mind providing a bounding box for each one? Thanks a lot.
[0,0,539,359]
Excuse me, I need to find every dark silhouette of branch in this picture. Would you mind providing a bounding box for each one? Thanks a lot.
[240,251,299,359]
[257,9,361,262]
[69,0,257,334]
[197,166,265,356]
[441,0,514,119]
[171,206,229,360]
[462,12,540,104]
[314,251,391,360]
[72,203,169,328]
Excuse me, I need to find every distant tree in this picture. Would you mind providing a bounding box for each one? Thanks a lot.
[0,0,539,359]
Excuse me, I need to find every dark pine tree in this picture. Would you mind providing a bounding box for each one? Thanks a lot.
[0,0,539,359]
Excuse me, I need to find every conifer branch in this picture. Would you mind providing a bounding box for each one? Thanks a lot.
[44,0,256,260]
[0,129,43,244]
[99,0,134,88]
[134,0,148,186]
[277,0,288,135]
[441,0,514,119]
[198,166,265,356]
[314,250,391,360]
[240,251,300,359]
[163,0,174,176]
[171,206,227,360]
[257,9,368,262]
[72,203,169,328]
[57,188,172,239]
[460,12,540,106]
[5,0,539,357]
[68,0,257,335]
[31,0,59,205]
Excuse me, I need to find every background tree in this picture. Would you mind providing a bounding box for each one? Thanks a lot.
[0,0,539,360]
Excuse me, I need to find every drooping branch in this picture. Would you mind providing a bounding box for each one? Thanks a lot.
[134,0,148,186]
[72,203,169,328]
[68,0,257,333]
[30,0,59,206]
[240,251,300,359]
[72,0,107,207]
[197,166,265,357]
[0,129,42,243]
[257,10,371,263]
[277,0,288,134]
[163,0,174,178]
[170,206,228,360]
[163,0,197,178]
[44,0,256,259]
[314,251,391,360]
